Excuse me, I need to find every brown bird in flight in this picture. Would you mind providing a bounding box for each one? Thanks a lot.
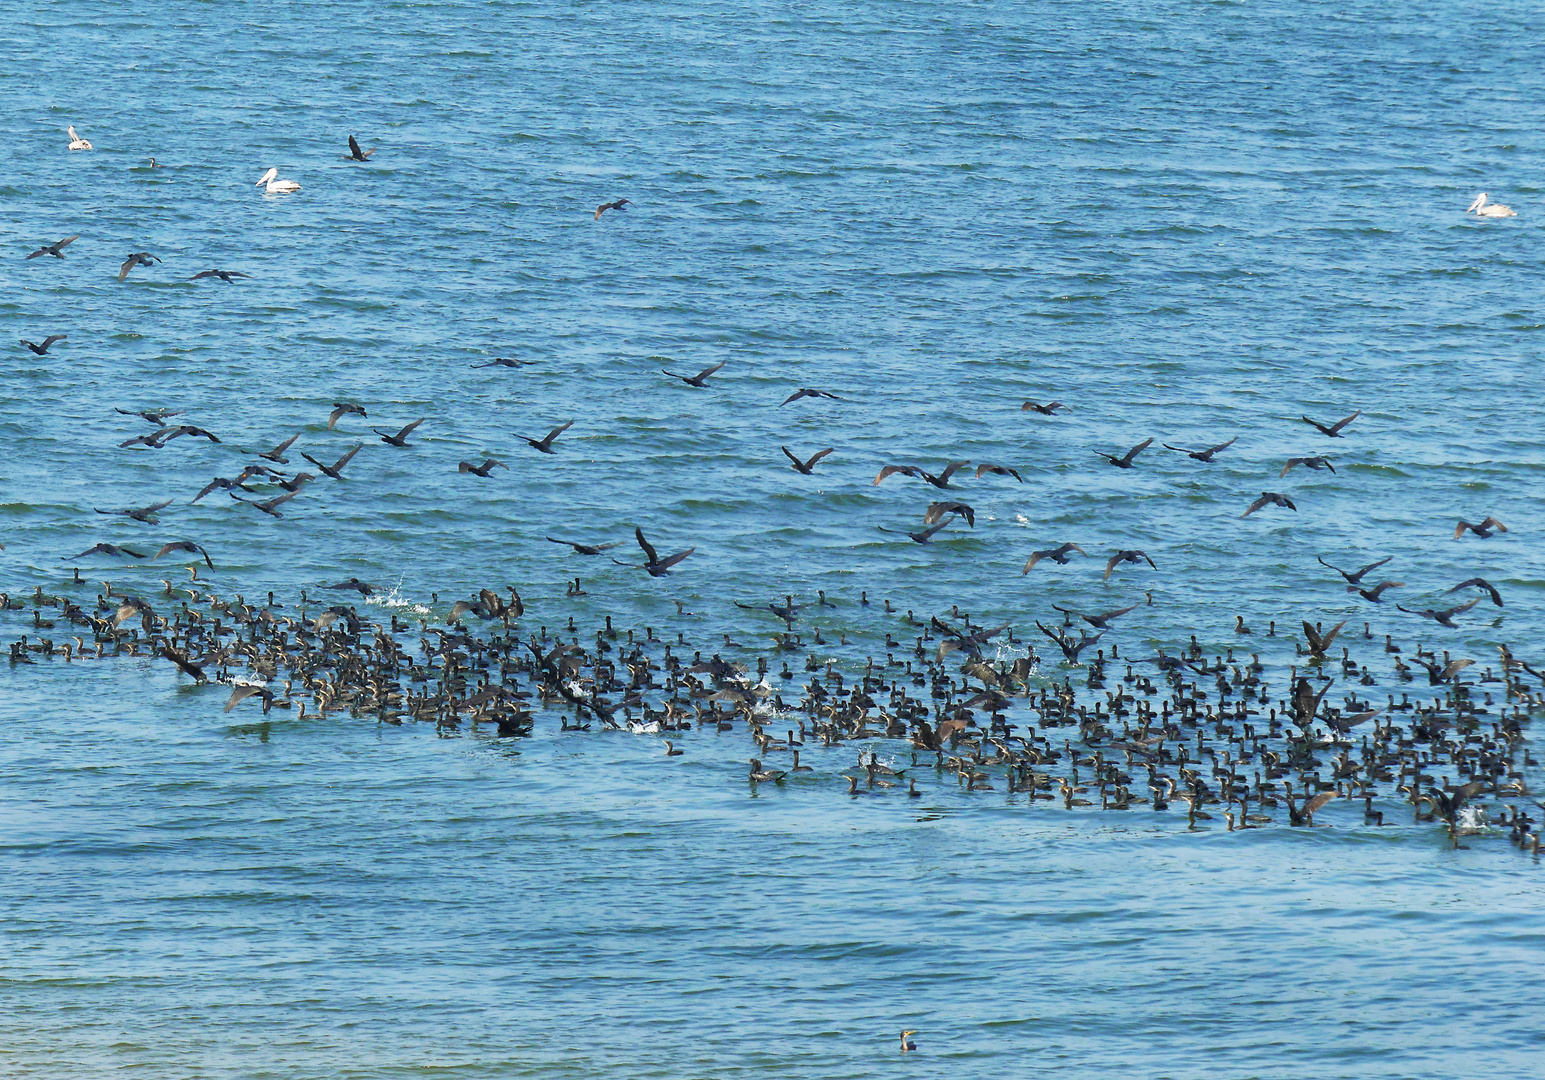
[595,199,631,220]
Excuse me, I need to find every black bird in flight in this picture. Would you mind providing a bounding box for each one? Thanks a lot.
[26,236,78,259]
[20,335,66,355]
[374,418,425,446]
[1241,491,1296,518]
[662,361,725,387]
[1022,400,1068,415]
[1023,542,1085,573]
[618,528,694,576]
[782,445,834,475]
[154,541,214,569]
[547,537,621,556]
[301,444,364,480]
[190,269,250,283]
[1301,410,1359,437]
[517,420,573,454]
[1317,555,1391,584]
[458,459,507,477]
[1163,437,1236,462]
[595,199,630,220]
[327,402,366,429]
[119,252,161,281]
[65,543,147,560]
[347,135,376,161]
[780,388,841,406]
[1454,517,1506,539]
[1095,438,1153,469]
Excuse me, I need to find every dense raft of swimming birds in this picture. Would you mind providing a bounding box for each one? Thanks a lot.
[9,129,1541,860]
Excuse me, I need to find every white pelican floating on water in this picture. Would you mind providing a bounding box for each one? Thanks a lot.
[1467,192,1516,218]
[255,167,301,194]
[66,126,92,150]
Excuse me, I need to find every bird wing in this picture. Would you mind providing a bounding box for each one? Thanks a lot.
[333,443,363,469]
[397,418,426,438]
[1023,551,1047,574]
[874,464,915,485]
[42,335,67,349]
[694,361,726,381]
[543,420,574,444]
[327,406,347,429]
[269,433,300,455]
[634,527,659,565]
[1207,437,1237,456]
[1329,411,1360,434]
[1241,494,1269,518]
[779,389,810,406]
[225,684,263,712]
[190,270,217,280]
[1125,437,1154,461]
[1453,520,1473,539]
[1354,556,1392,579]
[1103,554,1120,580]
[1280,459,1302,477]
[349,135,362,157]
[118,255,136,282]
[806,447,835,467]
[1438,598,1481,619]
[1304,791,1339,816]
[1480,516,1507,533]
[1281,495,1297,510]
[1095,605,1136,622]
[144,500,174,513]
[938,460,969,483]
[58,235,78,250]
[656,547,695,571]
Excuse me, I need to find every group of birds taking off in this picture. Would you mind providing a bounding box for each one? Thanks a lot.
[8,123,1540,864]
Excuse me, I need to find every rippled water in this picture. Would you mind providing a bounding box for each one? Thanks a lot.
[3,0,1544,1076]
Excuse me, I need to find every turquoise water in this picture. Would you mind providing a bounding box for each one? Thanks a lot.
[3,0,1544,1076]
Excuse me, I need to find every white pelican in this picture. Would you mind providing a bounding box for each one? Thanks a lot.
[66,125,92,150]
[255,167,301,194]
[1467,192,1516,218]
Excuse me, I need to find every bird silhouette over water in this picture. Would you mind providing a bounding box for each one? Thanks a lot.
[1454,517,1506,539]
[547,537,621,556]
[1397,598,1480,628]
[153,541,213,568]
[301,444,363,479]
[1022,400,1068,415]
[472,357,536,369]
[781,446,834,474]
[974,463,1022,482]
[1447,578,1503,607]
[595,198,630,219]
[1317,555,1391,584]
[118,252,161,281]
[924,502,974,527]
[458,458,507,477]
[874,461,968,489]
[620,528,694,576]
[327,403,366,429]
[1095,438,1152,468]
[662,361,724,387]
[346,135,376,161]
[1348,580,1403,603]
[517,420,573,454]
[1281,456,1335,476]
[1241,491,1296,518]
[252,434,301,464]
[1301,410,1360,437]
[26,236,77,259]
[190,269,250,283]
[96,500,173,524]
[116,407,180,425]
[20,335,66,355]
[1163,437,1236,462]
[374,418,425,446]
[65,543,145,560]
[780,388,841,406]
[230,489,299,518]
[1024,542,1085,573]
[1104,550,1155,581]
[879,516,955,544]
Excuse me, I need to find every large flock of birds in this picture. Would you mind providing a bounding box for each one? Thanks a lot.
[7,126,1540,862]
